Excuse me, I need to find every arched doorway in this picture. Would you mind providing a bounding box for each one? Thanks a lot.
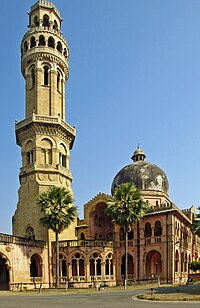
[121,253,134,279]
[146,250,162,277]
[0,254,10,290]
[30,254,42,278]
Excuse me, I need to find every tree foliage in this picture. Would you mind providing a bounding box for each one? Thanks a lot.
[38,186,77,233]
[192,206,200,237]
[189,261,200,272]
[105,182,148,289]
[37,186,77,287]
[106,182,148,228]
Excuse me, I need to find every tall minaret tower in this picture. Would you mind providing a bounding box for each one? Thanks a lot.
[13,1,76,242]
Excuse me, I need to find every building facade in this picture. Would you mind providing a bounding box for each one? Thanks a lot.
[0,0,200,290]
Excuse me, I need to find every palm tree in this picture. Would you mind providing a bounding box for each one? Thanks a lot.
[192,206,200,236]
[106,182,148,289]
[37,186,77,288]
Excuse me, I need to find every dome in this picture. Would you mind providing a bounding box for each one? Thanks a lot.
[111,146,169,195]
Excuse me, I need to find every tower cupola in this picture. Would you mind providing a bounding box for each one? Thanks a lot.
[131,145,146,162]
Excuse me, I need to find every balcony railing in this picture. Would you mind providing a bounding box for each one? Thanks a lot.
[0,233,46,248]
[56,239,114,249]
[15,114,76,137]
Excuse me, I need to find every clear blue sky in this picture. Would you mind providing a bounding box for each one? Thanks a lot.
[1,0,200,234]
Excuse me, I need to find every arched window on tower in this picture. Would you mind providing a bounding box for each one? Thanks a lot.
[39,35,46,46]
[43,66,49,86]
[24,41,28,52]
[33,15,39,27]
[59,144,67,168]
[25,226,35,240]
[57,41,63,53]
[57,71,61,91]
[48,37,55,48]
[30,36,36,48]
[31,67,35,88]
[43,14,49,28]
[53,20,58,30]
[24,140,34,166]
[63,48,68,58]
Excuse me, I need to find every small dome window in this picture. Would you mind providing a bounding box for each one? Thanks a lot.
[57,41,62,53]
[30,37,36,48]
[48,37,55,48]
[43,14,49,28]
[39,35,46,46]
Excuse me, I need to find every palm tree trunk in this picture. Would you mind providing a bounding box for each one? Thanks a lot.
[124,227,128,290]
[55,232,60,288]
[137,221,140,282]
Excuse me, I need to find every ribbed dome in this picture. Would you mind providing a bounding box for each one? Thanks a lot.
[111,147,169,195]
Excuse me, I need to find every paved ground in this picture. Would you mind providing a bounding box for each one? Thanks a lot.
[0,290,200,308]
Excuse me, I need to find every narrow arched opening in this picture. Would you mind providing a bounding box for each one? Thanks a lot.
[0,254,9,290]
[30,254,42,278]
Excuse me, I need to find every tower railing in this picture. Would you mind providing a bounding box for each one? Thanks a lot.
[15,114,76,136]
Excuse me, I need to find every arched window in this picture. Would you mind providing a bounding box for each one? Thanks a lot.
[71,253,85,278]
[105,253,113,276]
[128,229,134,240]
[31,67,35,87]
[57,41,63,53]
[39,35,46,46]
[43,66,49,86]
[25,226,35,240]
[64,48,68,58]
[57,71,60,91]
[0,254,10,289]
[119,227,125,241]
[181,252,184,272]
[24,41,28,52]
[121,254,134,277]
[144,222,152,237]
[175,250,179,272]
[154,221,162,236]
[40,138,53,164]
[59,143,67,167]
[30,254,42,277]
[80,232,85,240]
[24,140,34,165]
[59,254,67,278]
[33,16,39,27]
[107,232,113,241]
[48,37,55,48]
[43,14,49,27]
[30,36,36,48]
[53,20,58,30]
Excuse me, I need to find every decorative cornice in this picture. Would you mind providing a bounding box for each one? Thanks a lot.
[21,48,69,78]
[16,119,75,149]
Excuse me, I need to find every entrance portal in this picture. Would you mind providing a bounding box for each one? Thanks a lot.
[0,254,10,290]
